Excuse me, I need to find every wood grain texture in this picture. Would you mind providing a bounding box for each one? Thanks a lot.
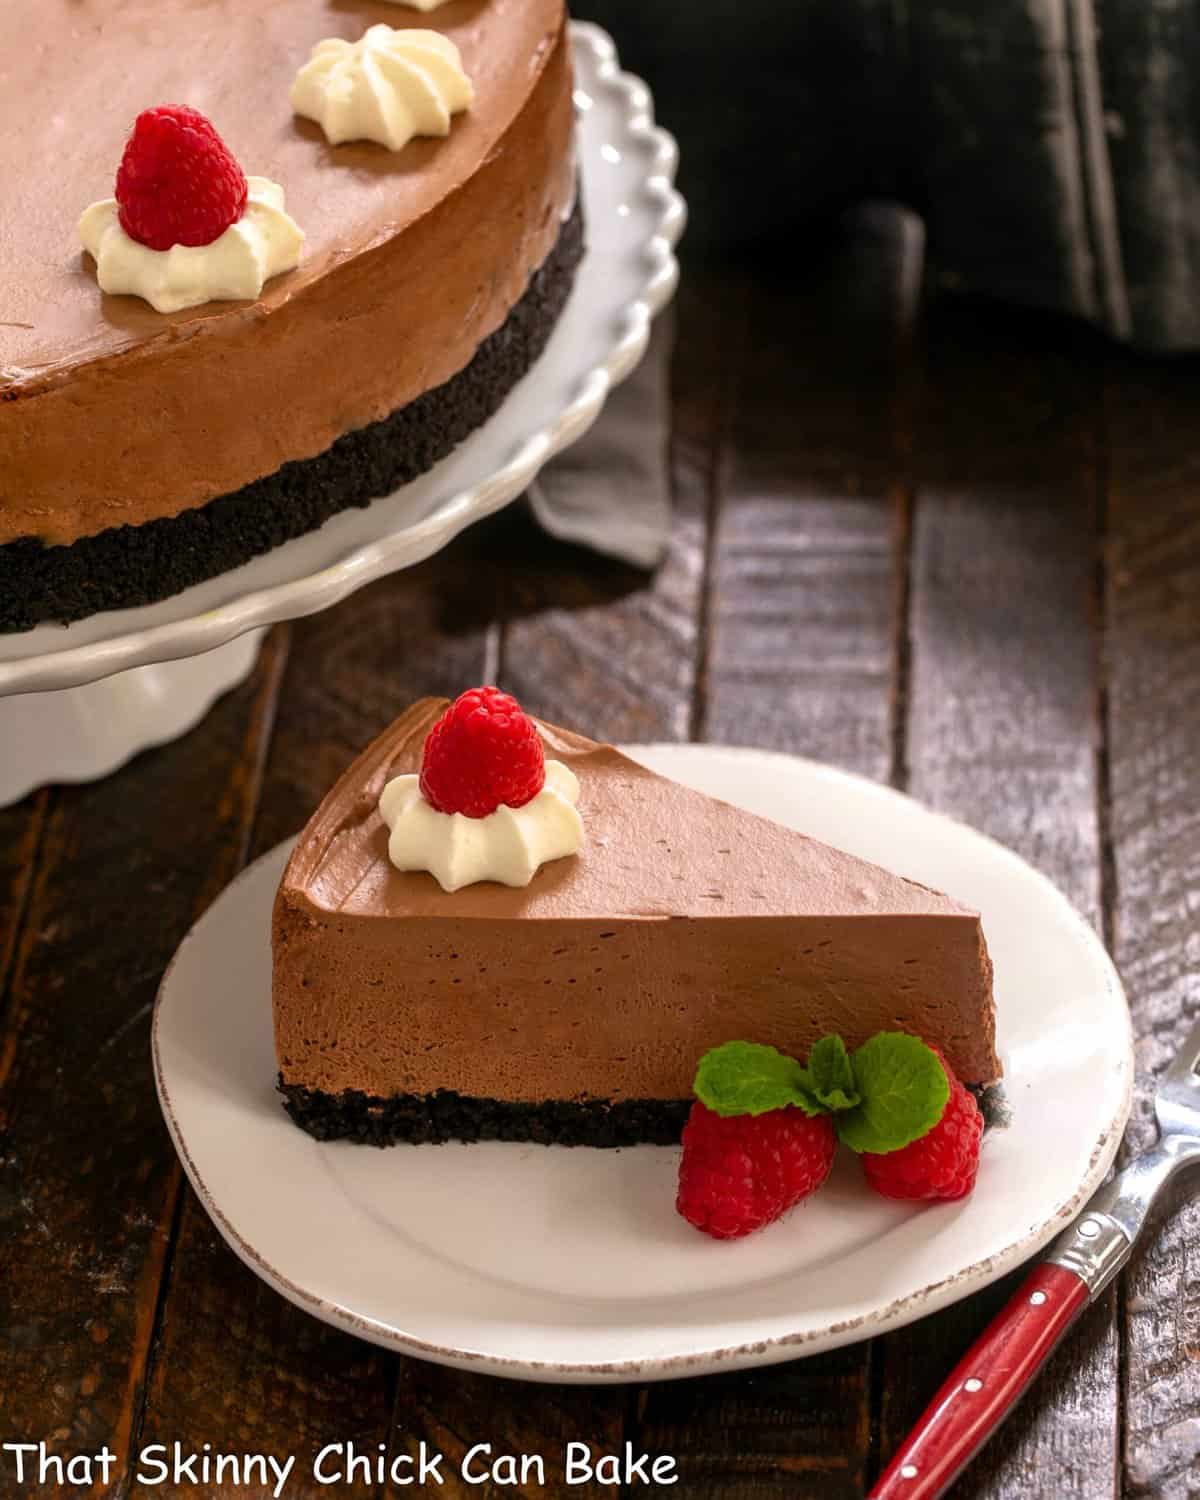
[499,276,723,744]
[132,1197,395,1500]
[1104,353,1200,1500]
[1099,0,1200,350]
[634,1355,874,1500]
[0,793,48,1093]
[874,298,1117,1500]
[0,631,286,1493]
[636,205,922,1500]
[702,203,922,776]
[388,1367,625,1500]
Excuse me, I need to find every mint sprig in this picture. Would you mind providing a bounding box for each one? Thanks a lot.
[694,1042,824,1117]
[835,1033,950,1153]
[691,1032,949,1154]
[801,1034,861,1111]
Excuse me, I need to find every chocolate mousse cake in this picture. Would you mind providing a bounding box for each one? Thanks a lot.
[0,0,580,631]
[272,696,999,1148]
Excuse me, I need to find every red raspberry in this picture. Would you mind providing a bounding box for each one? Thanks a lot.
[420,687,546,819]
[676,1102,836,1240]
[862,1051,983,1201]
[115,105,248,251]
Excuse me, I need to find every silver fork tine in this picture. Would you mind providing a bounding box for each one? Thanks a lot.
[1162,1016,1200,1089]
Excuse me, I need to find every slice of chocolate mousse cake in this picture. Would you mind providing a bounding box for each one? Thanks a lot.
[272,692,998,1148]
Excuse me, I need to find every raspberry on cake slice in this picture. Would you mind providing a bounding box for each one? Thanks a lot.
[420,687,547,818]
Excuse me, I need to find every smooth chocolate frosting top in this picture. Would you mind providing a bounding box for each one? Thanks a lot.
[0,0,572,545]
[0,0,560,387]
[284,700,983,924]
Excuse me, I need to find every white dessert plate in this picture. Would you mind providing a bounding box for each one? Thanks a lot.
[0,23,682,695]
[153,745,1133,1383]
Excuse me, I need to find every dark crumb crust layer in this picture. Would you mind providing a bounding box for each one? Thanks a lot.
[281,1075,1004,1148]
[1,201,585,633]
[968,1081,1010,1132]
[279,1078,692,1148]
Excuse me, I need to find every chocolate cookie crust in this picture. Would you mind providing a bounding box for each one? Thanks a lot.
[279,1080,1001,1149]
[1,202,584,633]
[279,1078,692,1149]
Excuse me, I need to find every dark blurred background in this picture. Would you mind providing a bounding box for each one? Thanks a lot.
[573,0,1200,351]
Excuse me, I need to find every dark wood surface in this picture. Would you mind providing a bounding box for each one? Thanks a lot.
[3,208,1199,1497]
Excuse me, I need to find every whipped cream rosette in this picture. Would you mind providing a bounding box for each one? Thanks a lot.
[291,26,474,151]
[380,759,584,892]
[379,687,583,892]
[80,179,303,315]
[78,105,302,314]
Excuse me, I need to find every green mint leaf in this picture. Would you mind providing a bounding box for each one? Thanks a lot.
[694,1041,825,1118]
[836,1033,950,1154]
[785,1067,828,1117]
[806,1034,861,1111]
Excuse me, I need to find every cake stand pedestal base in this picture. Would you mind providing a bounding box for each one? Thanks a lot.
[0,629,266,808]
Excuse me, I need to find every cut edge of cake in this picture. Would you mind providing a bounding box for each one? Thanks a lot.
[272,702,999,1147]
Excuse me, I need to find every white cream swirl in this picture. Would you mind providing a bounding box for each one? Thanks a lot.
[290,26,474,151]
[379,761,584,893]
[78,178,303,314]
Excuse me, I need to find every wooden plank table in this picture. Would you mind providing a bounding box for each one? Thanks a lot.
[3,207,1198,1497]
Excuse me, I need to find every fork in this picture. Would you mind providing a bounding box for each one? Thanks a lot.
[869,1017,1200,1499]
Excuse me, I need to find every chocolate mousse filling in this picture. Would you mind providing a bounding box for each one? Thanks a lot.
[0,201,583,633]
[272,702,999,1149]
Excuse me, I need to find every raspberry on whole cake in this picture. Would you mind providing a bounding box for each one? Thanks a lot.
[115,105,249,250]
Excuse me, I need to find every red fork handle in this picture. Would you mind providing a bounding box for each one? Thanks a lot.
[868,1263,1091,1499]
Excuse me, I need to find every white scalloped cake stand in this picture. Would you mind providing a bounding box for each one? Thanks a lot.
[0,24,682,806]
